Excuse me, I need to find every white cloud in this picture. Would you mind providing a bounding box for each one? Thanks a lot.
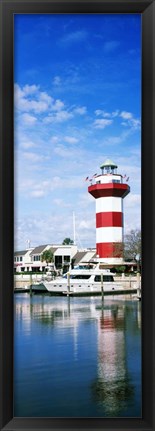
[121,122,128,127]
[125,193,141,207]
[14,82,141,249]
[53,198,71,208]
[73,106,87,115]
[39,92,53,104]
[50,136,59,144]
[60,30,88,45]
[78,219,93,230]
[23,84,40,95]
[21,113,37,126]
[112,110,120,117]
[64,136,79,144]
[95,110,111,117]
[53,144,77,158]
[23,152,47,163]
[52,99,65,111]
[130,118,141,129]
[119,111,140,130]
[21,140,37,149]
[30,190,45,198]
[124,194,141,233]
[53,76,61,86]
[43,110,73,123]
[93,118,113,129]
[15,89,50,113]
[120,111,133,120]
[93,109,140,134]
[94,109,119,118]
[15,84,54,114]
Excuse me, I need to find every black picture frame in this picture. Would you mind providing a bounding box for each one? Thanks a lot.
[0,0,155,430]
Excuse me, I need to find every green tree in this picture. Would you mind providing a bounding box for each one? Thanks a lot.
[41,249,54,265]
[124,229,141,261]
[62,237,74,245]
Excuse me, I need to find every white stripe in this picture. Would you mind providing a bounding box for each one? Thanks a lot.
[96,227,123,243]
[98,257,124,264]
[96,196,122,213]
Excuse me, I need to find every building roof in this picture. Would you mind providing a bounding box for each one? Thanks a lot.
[54,247,74,256]
[14,250,28,256]
[30,245,48,256]
[100,159,118,169]
[49,247,58,254]
[80,251,97,262]
[72,251,88,265]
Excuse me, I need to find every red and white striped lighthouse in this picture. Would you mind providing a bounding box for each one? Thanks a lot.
[88,159,130,263]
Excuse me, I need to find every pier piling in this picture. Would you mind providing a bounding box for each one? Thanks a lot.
[101,273,104,300]
[30,274,32,296]
[67,272,70,296]
[136,271,141,298]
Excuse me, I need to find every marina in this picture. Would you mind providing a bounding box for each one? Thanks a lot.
[14,274,139,297]
[14,263,141,298]
[12,13,143,421]
[14,160,141,299]
[13,159,141,418]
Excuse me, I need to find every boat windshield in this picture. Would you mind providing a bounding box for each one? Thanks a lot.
[62,274,91,280]
[70,274,91,280]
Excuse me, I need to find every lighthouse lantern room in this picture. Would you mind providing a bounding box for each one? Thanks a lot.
[88,159,130,263]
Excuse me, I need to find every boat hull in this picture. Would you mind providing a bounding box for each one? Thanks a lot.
[42,281,137,296]
[32,283,48,293]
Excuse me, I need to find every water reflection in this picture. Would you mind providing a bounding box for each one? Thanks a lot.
[14,295,141,417]
[92,305,133,415]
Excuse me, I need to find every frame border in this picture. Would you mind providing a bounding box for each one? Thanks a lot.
[0,1,155,430]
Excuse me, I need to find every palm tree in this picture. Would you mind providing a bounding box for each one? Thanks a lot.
[62,237,74,245]
[41,249,54,266]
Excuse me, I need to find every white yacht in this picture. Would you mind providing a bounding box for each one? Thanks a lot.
[41,263,124,295]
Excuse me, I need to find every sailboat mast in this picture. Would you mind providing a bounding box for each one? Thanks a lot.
[73,212,76,245]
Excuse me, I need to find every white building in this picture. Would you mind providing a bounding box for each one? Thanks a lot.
[14,244,81,273]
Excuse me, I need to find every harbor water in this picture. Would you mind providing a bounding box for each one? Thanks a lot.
[14,294,141,418]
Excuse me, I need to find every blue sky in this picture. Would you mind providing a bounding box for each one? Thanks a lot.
[14,14,141,250]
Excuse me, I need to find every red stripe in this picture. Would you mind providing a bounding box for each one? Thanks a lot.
[96,212,123,228]
[97,242,123,258]
[88,183,130,199]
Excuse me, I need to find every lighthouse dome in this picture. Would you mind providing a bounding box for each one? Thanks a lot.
[100,159,118,175]
[100,159,118,169]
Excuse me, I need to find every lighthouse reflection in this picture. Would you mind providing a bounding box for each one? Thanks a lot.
[14,295,141,417]
[92,304,138,416]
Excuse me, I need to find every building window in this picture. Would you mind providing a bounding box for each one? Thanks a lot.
[33,255,40,262]
[20,256,22,262]
[64,255,70,263]
[55,255,62,269]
